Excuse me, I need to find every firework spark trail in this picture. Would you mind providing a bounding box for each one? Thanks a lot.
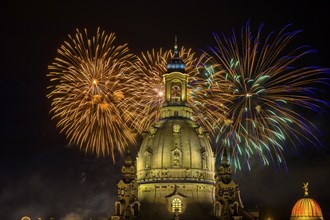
[201,22,329,170]
[190,59,231,135]
[47,28,138,161]
[120,48,169,134]
[47,25,328,169]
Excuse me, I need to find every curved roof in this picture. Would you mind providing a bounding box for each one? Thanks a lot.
[291,197,323,218]
[136,37,214,185]
[137,118,214,170]
[167,57,185,73]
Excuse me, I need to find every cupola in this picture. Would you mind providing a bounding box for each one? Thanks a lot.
[290,183,324,220]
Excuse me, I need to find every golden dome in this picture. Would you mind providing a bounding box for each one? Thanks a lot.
[290,183,323,220]
[136,117,215,183]
[135,46,216,220]
[291,197,323,219]
[136,57,215,183]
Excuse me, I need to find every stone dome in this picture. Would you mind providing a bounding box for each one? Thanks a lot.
[136,116,215,183]
[135,41,216,220]
[136,39,215,183]
[135,107,216,220]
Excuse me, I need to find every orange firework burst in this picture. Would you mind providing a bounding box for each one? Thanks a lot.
[47,28,137,160]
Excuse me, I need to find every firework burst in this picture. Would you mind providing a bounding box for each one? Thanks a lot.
[202,22,329,170]
[47,28,137,160]
[190,59,230,135]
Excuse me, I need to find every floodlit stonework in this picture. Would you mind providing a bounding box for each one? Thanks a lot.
[111,40,259,220]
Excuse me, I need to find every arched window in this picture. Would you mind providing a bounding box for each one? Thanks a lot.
[115,202,121,216]
[133,203,139,216]
[172,149,181,167]
[214,202,221,217]
[171,82,182,102]
[172,198,182,213]
[173,124,181,133]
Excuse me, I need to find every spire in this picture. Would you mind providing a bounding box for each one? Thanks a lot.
[124,148,133,166]
[221,147,230,167]
[166,36,185,73]
[121,148,136,182]
[217,147,232,184]
[174,36,179,57]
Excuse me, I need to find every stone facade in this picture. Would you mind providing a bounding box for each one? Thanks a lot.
[111,41,259,220]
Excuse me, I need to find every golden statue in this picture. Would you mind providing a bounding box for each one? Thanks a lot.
[303,182,309,196]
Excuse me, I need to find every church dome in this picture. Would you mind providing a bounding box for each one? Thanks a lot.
[167,57,186,73]
[136,37,214,184]
[290,183,324,220]
[136,117,215,183]
[135,40,216,220]
[291,198,323,218]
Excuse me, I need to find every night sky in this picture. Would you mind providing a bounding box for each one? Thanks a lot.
[1,1,330,219]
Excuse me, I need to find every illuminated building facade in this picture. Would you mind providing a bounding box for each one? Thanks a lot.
[111,40,259,220]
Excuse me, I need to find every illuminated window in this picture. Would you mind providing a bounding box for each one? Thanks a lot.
[173,124,181,133]
[172,198,182,213]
